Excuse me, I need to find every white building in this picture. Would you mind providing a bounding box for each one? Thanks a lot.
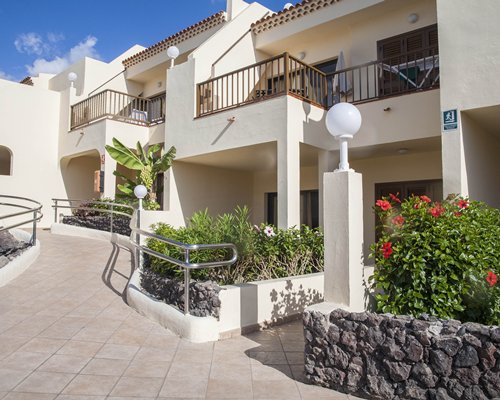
[1,0,499,256]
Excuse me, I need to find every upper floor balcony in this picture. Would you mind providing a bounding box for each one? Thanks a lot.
[70,89,166,131]
[196,46,439,117]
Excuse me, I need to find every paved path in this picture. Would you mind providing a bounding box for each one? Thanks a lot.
[0,230,358,399]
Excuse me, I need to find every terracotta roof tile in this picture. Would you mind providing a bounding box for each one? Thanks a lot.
[20,76,33,86]
[123,11,226,68]
[251,0,342,34]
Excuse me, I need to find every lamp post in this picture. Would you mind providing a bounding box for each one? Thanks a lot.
[167,46,180,69]
[325,102,362,171]
[320,102,365,311]
[134,185,147,270]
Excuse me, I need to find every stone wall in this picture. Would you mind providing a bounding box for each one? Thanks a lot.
[140,268,222,318]
[303,309,500,399]
[0,231,30,268]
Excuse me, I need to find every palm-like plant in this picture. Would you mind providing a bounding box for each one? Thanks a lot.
[105,138,176,204]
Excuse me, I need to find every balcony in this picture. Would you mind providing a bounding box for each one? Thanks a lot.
[196,46,439,117]
[70,90,165,130]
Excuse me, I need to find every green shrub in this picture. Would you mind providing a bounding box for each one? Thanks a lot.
[370,194,499,325]
[145,206,324,285]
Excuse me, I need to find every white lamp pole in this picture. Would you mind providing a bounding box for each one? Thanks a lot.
[167,46,180,69]
[133,185,147,270]
[325,102,362,171]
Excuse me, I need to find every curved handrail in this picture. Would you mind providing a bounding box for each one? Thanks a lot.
[0,195,43,245]
[130,226,238,315]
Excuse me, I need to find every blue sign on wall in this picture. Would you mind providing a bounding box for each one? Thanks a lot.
[443,109,458,131]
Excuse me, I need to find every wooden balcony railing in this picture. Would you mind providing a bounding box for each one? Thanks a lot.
[70,90,166,130]
[196,47,439,117]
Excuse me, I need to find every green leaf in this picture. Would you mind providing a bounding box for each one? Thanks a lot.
[153,146,176,174]
[136,141,147,163]
[105,138,143,170]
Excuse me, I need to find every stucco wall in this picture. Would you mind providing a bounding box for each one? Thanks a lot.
[166,162,254,226]
[0,80,65,227]
[461,113,500,209]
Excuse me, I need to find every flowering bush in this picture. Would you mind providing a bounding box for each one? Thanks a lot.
[146,206,324,285]
[370,194,499,325]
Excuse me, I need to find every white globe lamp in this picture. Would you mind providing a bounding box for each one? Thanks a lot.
[67,72,77,88]
[325,102,362,171]
[167,46,180,68]
[134,184,147,199]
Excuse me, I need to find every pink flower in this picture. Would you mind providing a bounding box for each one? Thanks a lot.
[458,199,469,209]
[376,200,392,211]
[382,242,393,259]
[486,271,497,287]
[263,226,275,237]
[392,215,405,227]
[420,195,431,203]
[389,193,401,204]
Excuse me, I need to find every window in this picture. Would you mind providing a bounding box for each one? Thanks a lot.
[0,146,12,175]
[377,24,439,95]
[265,190,319,228]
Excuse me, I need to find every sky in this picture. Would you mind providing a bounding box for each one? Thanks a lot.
[0,0,288,82]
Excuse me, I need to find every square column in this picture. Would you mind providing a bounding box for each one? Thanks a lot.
[277,139,300,229]
[323,170,365,311]
[102,154,117,199]
[442,122,468,198]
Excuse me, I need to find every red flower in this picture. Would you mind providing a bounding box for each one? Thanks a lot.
[454,211,462,217]
[392,215,405,227]
[382,242,393,259]
[389,193,401,204]
[414,203,421,209]
[486,271,497,287]
[429,204,445,217]
[420,195,431,203]
[376,199,392,211]
[458,199,469,209]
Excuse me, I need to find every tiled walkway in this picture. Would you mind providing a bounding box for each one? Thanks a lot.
[0,230,359,399]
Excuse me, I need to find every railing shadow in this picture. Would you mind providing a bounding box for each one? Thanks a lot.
[101,239,135,304]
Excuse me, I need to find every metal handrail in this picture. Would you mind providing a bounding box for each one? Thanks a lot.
[52,198,238,315]
[130,226,238,315]
[52,198,134,235]
[0,195,43,245]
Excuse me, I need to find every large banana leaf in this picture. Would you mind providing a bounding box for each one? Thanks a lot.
[136,141,147,163]
[105,138,143,170]
[153,146,176,174]
[117,183,134,195]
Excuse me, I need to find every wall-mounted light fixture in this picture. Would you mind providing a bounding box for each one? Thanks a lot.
[407,13,419,24]
[298,52,306,60]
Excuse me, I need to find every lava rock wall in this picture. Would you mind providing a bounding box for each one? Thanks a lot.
[303,309,499,399]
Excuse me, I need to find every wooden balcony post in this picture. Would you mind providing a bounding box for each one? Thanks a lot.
[284,52,290,94]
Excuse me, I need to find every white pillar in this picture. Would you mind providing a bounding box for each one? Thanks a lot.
[102,154,117,199]
[442,124,468,198]
[277,139,300,228]
[323,170,365,311]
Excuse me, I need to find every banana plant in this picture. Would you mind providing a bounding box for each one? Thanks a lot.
[105,138,176,204]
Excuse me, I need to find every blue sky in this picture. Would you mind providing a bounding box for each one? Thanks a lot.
[0,0,287,81]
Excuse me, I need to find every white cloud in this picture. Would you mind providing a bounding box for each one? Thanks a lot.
[26,36,100,76]
[0,70,15,81]
[47,32,64,43]
[14,32,46,55]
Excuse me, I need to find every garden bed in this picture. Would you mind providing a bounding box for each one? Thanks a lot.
[303,307,500,399]
[62,215,131,236]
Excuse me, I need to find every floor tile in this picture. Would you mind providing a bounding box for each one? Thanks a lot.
[123,359,170,378]
[0,369,31,391]
[18,338,67,354]
[56,341,102,358]
[94,344,139,360]
[252,380,301,399]
[38,354,91,374]
[1,352,51,371]
[61,374,119,395]
[206,379,253,399]
[159,377,208,398]
[80,358,129,376]
[13,371,75,394]
[109,376,164,396]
